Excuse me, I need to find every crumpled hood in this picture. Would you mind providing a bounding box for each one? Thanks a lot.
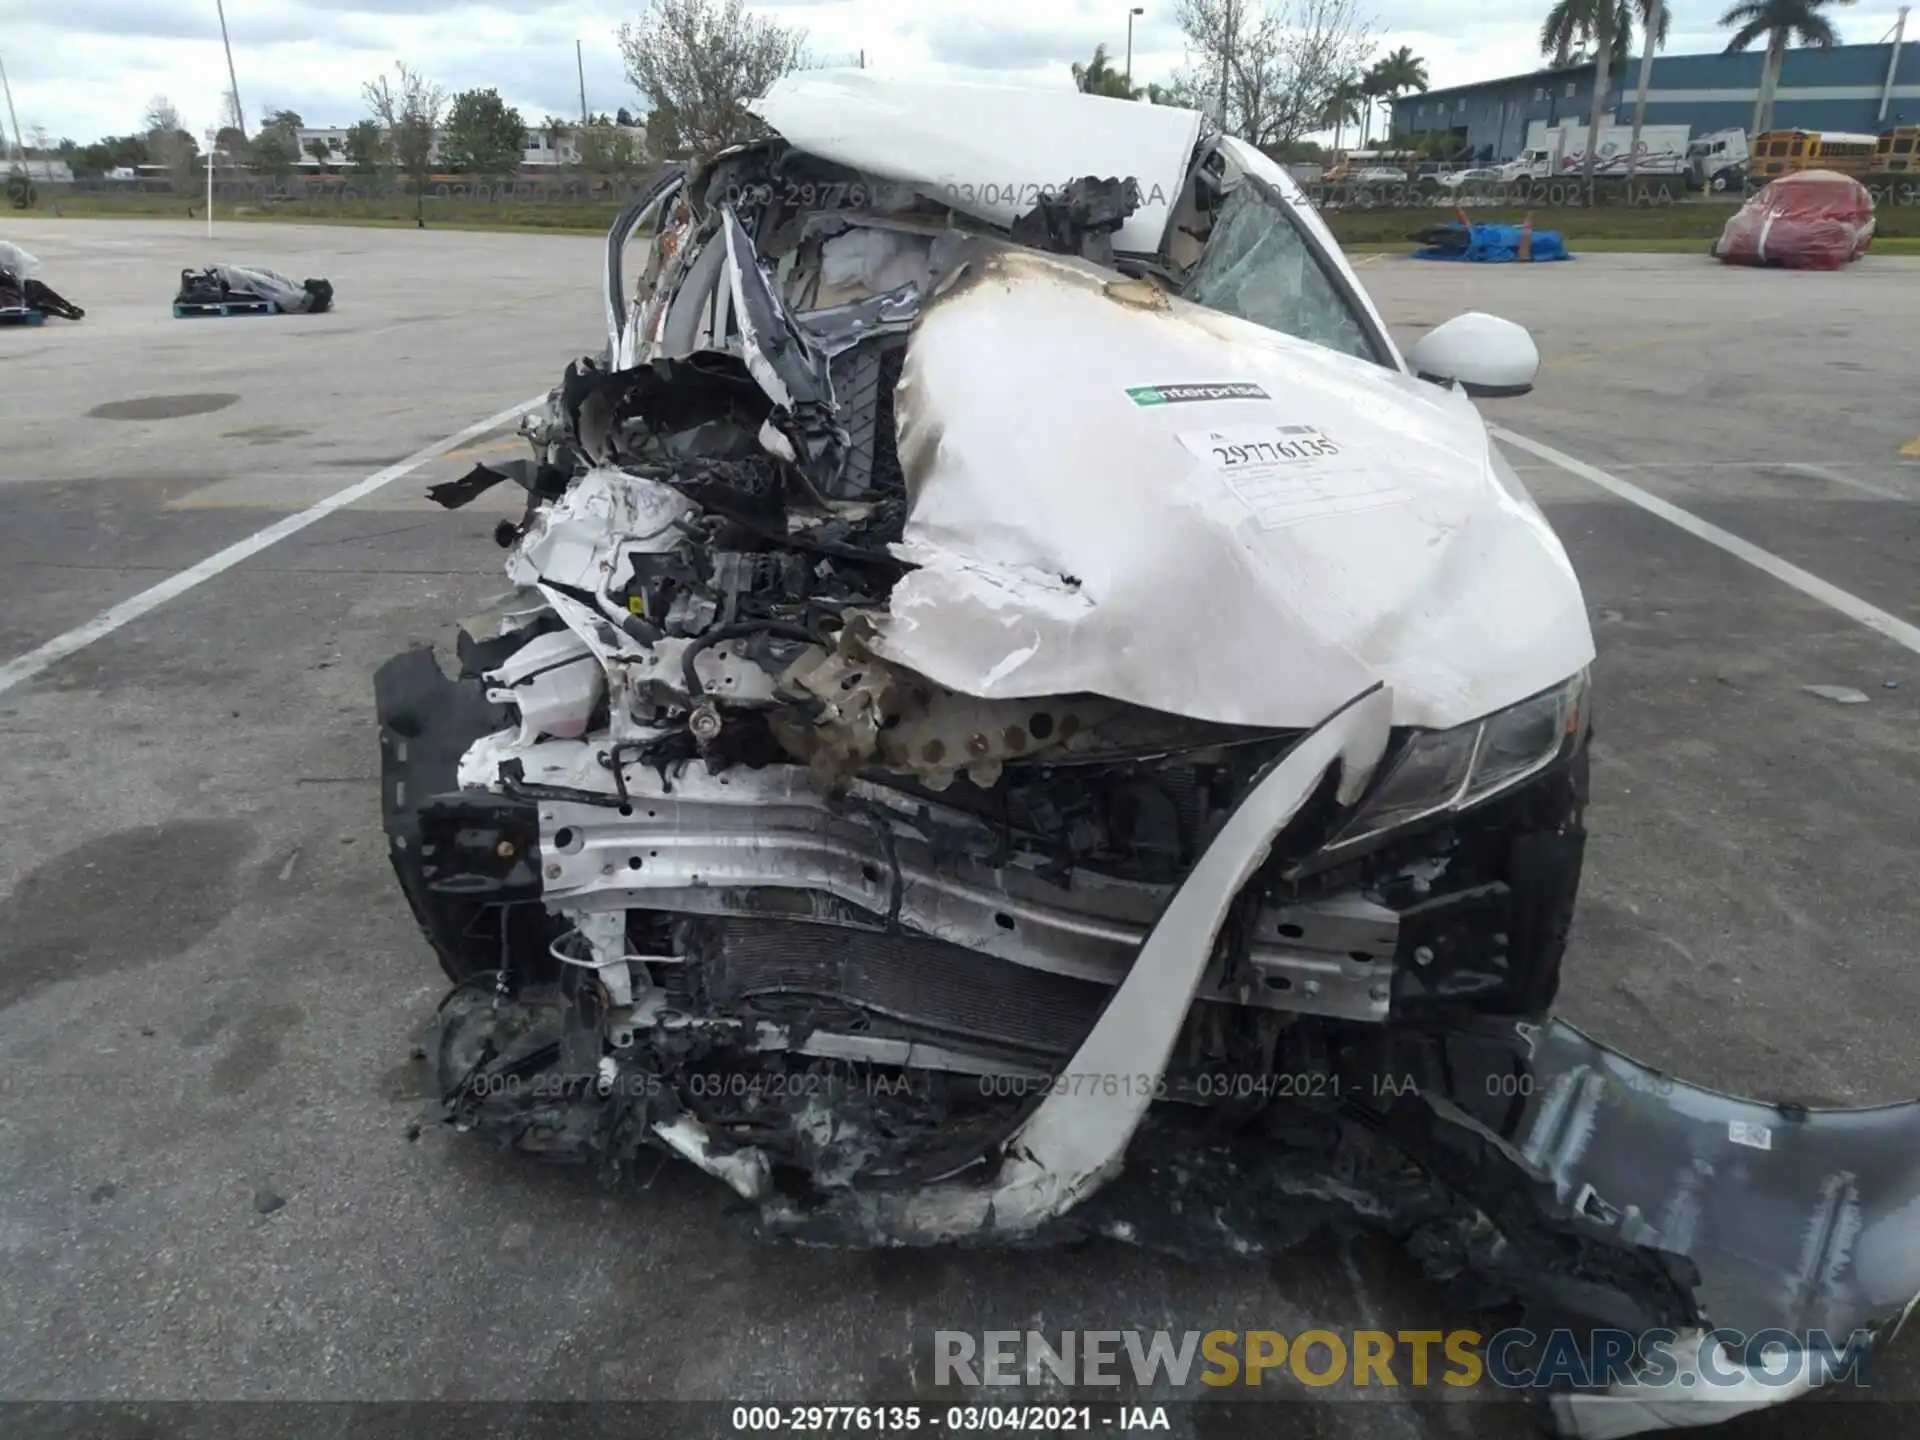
[873,248,1594,731]
[750,70,1204,256]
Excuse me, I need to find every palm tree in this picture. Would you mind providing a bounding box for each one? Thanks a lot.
[1358,62,1391,149]
[541,115,571,174]
[1540,0,1668,194]
[1370,47,1430,143]
[1720,0,1853,138]
[304,138,333,173]
[1072,44,1143,100]
[1626,0,1674,179]
[1319,75,1365,152]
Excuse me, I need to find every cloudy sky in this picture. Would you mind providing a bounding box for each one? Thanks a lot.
[1,0,1909,146]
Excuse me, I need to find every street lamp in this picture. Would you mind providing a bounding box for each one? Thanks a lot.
[1126,7,1143,91]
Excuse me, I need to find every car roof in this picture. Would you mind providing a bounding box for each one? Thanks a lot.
[748,70,1207,254]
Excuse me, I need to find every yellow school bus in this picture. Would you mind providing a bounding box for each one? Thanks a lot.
[1875,126,1920,174]
[1750,130,1880,178]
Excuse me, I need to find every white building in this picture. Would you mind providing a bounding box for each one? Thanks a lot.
[292,124,646,171]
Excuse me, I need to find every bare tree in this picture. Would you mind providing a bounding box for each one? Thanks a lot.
[216,90,249,168]
[363,63,446,225]
[143,95,183,136]
[616,0,810,157]
[143,94,199,188]
[1172,0,1377,151]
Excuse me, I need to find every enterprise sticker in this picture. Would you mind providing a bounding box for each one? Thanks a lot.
[1126,381,1270,406]
[1178,423,1409,530]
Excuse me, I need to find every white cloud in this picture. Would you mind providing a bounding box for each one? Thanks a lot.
[3,0,1909,143]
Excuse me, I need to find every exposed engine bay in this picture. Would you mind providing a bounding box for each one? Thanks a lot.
[376,75,1920,1438]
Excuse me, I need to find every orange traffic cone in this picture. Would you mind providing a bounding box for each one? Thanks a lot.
[1518,214,1533,262]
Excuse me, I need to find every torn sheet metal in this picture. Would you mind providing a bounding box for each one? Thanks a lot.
[877,245,1593,731]
[748,70,1204,255]
[760,685,1392,1240]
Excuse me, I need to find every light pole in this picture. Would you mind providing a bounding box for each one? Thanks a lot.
[215,0,245,136]
[1126,7,1143,92]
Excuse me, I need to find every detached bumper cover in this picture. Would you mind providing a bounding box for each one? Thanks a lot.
[1521,1022,1920,1436]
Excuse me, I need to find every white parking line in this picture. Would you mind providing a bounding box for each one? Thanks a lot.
[0,396,544,698]
[1494,426,1920,658]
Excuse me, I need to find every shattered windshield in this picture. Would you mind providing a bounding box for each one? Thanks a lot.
[1180,182,1382,366]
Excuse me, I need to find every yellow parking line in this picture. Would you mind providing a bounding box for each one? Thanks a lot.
[437,436,524,463]
[1900,435,1920,458]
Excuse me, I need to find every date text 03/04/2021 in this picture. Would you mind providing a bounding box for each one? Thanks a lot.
[729,1406,1170,1433]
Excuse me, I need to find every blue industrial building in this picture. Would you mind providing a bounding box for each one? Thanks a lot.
[1391,40,1920,160]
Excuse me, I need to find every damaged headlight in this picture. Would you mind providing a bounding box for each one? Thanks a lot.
[1325,670,1589,853]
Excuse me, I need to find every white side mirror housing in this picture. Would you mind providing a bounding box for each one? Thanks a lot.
[1405,312,1540,398]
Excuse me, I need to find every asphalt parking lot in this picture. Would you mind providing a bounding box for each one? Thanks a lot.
[2,220,1917,1439]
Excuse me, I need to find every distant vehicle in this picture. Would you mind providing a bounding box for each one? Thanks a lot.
[1500,123,1692,184]
[1687,129,1749,190]
[1353,166,1412,184]
[1714,170,1875,268]
[1321,150,1417,183]
[1876,125,1920,177]
[1745,128,1920,201]
[1434,167,1502,190]
[1750,129,1880,181]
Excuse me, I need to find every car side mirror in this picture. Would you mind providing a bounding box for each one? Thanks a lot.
[1405,312,1540,398]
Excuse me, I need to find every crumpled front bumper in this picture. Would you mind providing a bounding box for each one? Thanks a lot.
[744,685,1920,1435]
[390,651,1920,1437]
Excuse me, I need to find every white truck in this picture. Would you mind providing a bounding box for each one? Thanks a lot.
[1501,122,1693,180]
[1687,128,1750,190]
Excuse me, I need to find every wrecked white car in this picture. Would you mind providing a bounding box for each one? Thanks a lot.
[377,75,1920,1435]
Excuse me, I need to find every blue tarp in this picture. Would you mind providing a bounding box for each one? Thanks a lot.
[1412,223,1572,263]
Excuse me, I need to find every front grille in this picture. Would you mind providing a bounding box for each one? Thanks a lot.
[704,917,1107,1059]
